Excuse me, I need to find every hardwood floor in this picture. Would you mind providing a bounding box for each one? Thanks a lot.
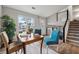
[0,41,57,54]
[1,40,79,54]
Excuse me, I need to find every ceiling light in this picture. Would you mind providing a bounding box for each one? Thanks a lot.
[32,7,36,10]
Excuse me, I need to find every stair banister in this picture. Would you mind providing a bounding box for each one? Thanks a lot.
[63,10,69,42]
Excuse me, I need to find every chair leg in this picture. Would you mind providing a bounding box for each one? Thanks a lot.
[57,45,59,52]
[18,49,23,54]
[21,48,23,54]
[16,51,17,54]
[47,46,48,54]
[16,50,19,54]
[16,49,22,54]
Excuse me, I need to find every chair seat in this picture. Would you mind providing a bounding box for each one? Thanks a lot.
[8,41,23,53]
[46,41,58,45]
[44,36,58,45]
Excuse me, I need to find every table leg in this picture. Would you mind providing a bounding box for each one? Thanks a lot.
[40,39,43,54]
[23,44,26,54]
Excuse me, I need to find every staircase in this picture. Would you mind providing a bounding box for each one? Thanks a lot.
[67,20,79,45]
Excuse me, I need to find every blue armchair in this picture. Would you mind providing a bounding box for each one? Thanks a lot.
[44,28,60,53]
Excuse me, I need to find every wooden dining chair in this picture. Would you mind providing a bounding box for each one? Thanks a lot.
[0,31,23,54]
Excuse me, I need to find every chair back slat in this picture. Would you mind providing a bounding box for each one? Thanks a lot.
[1,32,9,48]
[50,29,59,42]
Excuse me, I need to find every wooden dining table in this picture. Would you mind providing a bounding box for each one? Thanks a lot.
[18,34,44,54]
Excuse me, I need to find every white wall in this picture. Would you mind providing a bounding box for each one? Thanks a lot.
[68,6,73,21]
[38,17,46,35]
[46,11,67,36]
[2,6,46,35]
[47,8,67,27]
[46,6,73,41]
[73,5,79,20]
[47,9,67,31]
[47,6,73,25]
[47,14,56,25]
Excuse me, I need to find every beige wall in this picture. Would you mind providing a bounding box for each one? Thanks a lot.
[0,5,2,30]
[0,5,2,48]
[0,5,1,17]
[2,6,46,35]
[0,5,2,32]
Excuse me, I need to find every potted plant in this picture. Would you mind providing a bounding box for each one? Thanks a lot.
[27,27,33,34]
[1,15,16,43]
[27,22,33,34]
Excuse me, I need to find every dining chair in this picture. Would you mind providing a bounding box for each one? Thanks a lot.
[0,31,23,54]
[34,29,41,35]
[44,28,60,53]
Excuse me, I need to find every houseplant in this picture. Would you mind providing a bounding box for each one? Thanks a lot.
[1,15,16,43]
[27,28,33,34]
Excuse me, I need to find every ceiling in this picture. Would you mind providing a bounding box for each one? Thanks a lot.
[4,5,68,17]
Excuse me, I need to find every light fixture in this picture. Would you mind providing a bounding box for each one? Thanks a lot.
[32,7,36,10]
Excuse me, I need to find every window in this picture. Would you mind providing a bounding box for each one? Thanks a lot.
[27,17,34,28]
[18,15,35,33]
[18,15,26,32]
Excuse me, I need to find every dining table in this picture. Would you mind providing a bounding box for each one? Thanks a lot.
[18,33,44,54]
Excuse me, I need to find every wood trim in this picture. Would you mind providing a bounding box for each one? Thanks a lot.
[22,37,44,45]
[63,10,69,42]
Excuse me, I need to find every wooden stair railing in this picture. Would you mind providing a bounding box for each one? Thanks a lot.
[63,10,69,43]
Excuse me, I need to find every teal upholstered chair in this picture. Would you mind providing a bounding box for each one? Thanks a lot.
[44,28,60,53]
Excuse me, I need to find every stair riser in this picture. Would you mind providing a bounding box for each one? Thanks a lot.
[70,23,79,24]
[67,37,79,41]
[69,30,79,32]
[67,20,79,44]
[69,26,79,28]
[67,35,79,38]
[70,22,79,24]
[69,28,79,30]
[66,40,79,45]
[68,31,79,33]
[69,24,79,26]
[69,28,79,31]
[68,34,79,36]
